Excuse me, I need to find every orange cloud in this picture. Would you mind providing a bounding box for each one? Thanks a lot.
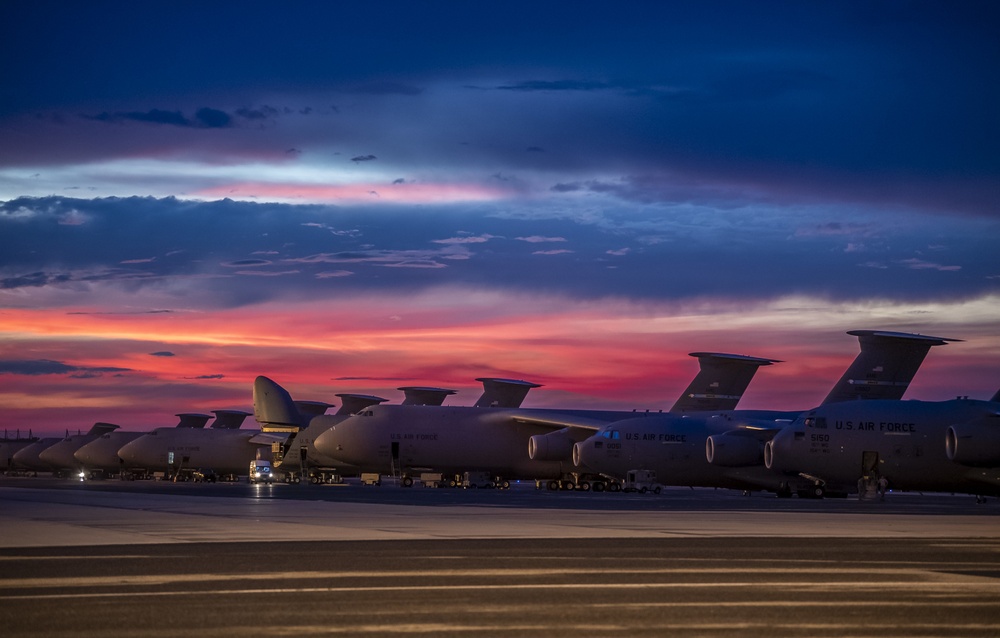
[2,292,998,434]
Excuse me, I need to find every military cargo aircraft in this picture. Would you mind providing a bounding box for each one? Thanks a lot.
[764,393,1000,499]
[572,331,957,495]
[115,409,282,479]
[254,377,545,482]
[306,352,781,487]
[10,423,120,476]
[72,412,243,478]
[36,423,122,475]
[0,432,38,472]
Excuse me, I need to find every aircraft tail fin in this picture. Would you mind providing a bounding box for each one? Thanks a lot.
[474,378,543,408]
[821,330,958,405]
[175,413,212,428]
[334,393,388,415]
[399,386,457,406]
[210,409,252,429]
[990,389,1000,403]
[85,422,120,436]
[670,353,781,413]
[253,376,307,429]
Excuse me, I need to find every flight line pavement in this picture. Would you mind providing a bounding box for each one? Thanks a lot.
[1,478,999,637]
[0,476,997,547]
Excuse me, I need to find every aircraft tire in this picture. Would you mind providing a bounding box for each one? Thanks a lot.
[579,482,591,491]
[547,480,560,491]
[593,482,606,492]
[501,480,510,489]
[402,476,413,488]
[608,483,621,493]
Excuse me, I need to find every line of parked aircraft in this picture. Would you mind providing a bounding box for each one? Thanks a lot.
[3,330,998,500]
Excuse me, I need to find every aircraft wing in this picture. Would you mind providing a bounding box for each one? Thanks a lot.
[248,432,292,446]
[509,410,622,432]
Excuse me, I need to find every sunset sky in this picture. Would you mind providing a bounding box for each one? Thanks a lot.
[2,1,998,435]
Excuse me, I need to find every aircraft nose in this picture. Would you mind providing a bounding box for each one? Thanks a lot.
[313,426,340,458]
[117,437,147,464]
[74,442,97,465]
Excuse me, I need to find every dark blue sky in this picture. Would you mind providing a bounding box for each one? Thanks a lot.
[1,1,998,431]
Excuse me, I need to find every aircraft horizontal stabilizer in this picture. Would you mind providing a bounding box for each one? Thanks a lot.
[335,393,388,416]
[175,413,213,428]
[210,409,252,429]
[399,386,457,406]
[86,422,120,436]
[475,378,542,408]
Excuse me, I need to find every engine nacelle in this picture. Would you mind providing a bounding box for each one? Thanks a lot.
[528,429,575,462]
[946,417,1000,467]
[705,433,763,467]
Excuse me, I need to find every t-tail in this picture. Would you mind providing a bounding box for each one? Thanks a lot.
[821,330,958,404]
[473,378,543,408]
[399,386,457,406]
[209,409,253,429]
[670,353,781,413]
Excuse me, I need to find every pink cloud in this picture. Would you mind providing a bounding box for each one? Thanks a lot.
[195,181,512,204]
[2,294,997,435]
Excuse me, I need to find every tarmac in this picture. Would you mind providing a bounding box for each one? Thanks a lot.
[1,477,999,636]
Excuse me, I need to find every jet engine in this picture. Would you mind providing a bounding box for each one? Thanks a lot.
[528,428,576,462]
[763,438,791,473]
[945,416,1000,467]
[705,433,763,467]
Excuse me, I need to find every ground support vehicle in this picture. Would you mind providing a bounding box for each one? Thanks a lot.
[623,469,662,494]
[248,460,273,484]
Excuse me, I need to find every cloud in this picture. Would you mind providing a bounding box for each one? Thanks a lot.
[517,236,567,243]
[899,258,961,272]
[495,80,617,92]
[149,351,175,357]
[432,234,499,245]
[351,82,423,96]
[1,195,996,310]
[351,155,377,163]
[85,107,233,128]
[223,259,272,268]
[0,359,131,376]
